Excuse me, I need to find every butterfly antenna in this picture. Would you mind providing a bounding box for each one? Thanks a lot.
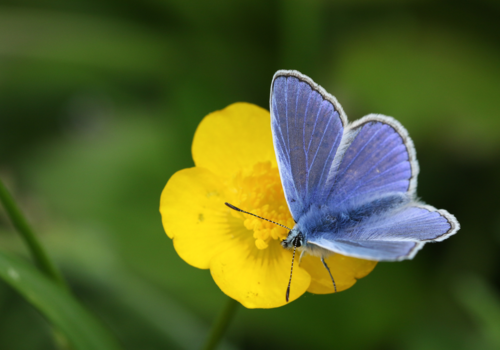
[321,256,337,293]
[286,238,299,302]
[225,202,297,301]
[225,203,291,230]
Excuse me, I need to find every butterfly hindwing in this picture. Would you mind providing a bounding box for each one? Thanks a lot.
[271,71,346,220]
[309,239,423,261]
[307,203,459,261]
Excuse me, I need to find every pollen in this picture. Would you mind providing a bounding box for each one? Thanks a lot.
[232,161,295,250]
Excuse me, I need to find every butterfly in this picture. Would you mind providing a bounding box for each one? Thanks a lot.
[227,70,460,301]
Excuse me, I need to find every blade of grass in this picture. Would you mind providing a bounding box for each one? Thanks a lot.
[0,178,67,289]
[0,250,122,350]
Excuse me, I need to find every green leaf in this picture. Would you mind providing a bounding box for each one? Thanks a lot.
[0,251,122,350]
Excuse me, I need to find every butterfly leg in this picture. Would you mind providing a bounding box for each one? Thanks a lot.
[321,256,337,293]
[299,250,306,265]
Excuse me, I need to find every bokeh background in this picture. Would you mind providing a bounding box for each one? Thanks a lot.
[1,0,500,349]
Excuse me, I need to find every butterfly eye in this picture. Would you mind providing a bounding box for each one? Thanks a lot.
[292,234,302,248]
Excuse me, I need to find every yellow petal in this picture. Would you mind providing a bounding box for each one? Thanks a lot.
[192,103,277,179]
[160,167,238,269]
[210,240,311,309]
[300,254,377,294]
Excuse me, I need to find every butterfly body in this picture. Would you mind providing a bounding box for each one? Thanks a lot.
[282,193,410,254]
[271,70,459,263]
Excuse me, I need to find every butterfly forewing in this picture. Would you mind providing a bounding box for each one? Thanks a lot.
[309,203,459,260]
[271,71,345,220]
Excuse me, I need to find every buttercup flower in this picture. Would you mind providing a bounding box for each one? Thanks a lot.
[160,103,377,309]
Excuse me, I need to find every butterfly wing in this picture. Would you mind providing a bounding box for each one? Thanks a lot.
[271,70,459,261]
[308,112,459,260]
[310,239,423,261]
[307,203,460,261]
[325,114,419,210]
[270,71,347,220]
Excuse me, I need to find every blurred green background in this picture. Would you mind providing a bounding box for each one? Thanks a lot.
[0,0,499,349]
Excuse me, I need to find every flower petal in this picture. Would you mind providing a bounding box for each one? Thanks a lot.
[300,254,377,294]
[192,103,277,179]
[160,167,238,269]
[210,240,311,309]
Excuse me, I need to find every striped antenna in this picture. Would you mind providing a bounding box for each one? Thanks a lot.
[225,202,297,303]
[224,202,292,231]
[285,238,299,302]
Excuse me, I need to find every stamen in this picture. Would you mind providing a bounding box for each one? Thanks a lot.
[229,162,293,249]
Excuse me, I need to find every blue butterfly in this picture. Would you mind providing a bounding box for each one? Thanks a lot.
[272,70,459,299]
[227,70,460,301]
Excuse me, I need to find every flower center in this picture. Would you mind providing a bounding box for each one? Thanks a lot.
[232,161,294,250]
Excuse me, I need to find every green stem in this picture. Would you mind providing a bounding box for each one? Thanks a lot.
[201,297,239,350]
[0,178,67,289]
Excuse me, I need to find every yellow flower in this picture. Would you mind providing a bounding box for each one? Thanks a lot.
[160,103,377,309]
